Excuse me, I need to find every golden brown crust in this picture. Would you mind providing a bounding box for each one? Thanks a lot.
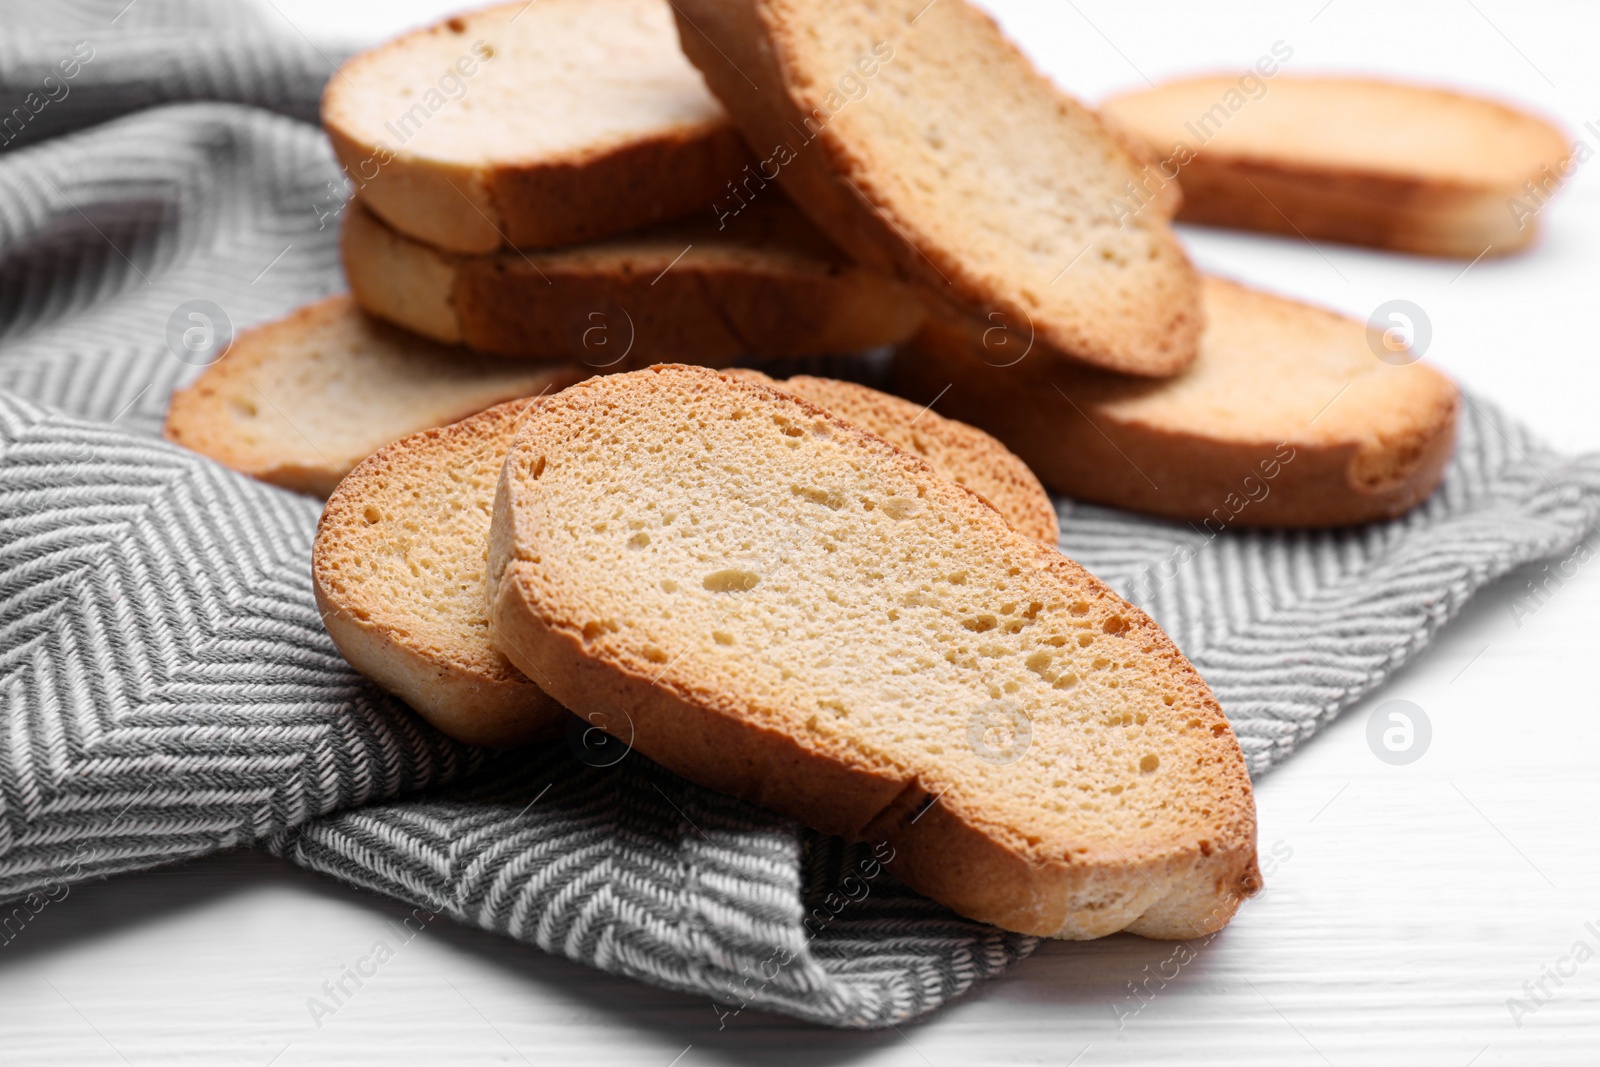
[487,365,1260,939]
[1101,75,1572,258]
[321,0,753,253]
[341,198,926,363]
[315,399,567,747]
[1169,157,1539,258]
[896,277,1460,528]
[485,123,754,250]
[671,0,1203,378]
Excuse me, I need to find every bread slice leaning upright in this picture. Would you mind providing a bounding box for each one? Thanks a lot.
[488,366,1260,939]
[671,0,1203,377]
[315,399,567,747]
[323,0,749,253]
[163,295,584,497]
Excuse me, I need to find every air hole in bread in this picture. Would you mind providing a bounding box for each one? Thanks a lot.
[882,497,920,520]
[703,568,760,592]
[792,485,845,509]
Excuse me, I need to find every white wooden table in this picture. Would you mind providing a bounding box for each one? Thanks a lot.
[4,1,1597,1063]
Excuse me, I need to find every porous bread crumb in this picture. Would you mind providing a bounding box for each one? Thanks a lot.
[162,295,581,497]
[323,0,750,252]
[671,0,1203,376]
[489,365,1259,939]
[731,369,1059,544]
[314,399,565,746]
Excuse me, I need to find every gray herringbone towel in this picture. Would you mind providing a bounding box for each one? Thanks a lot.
[2,0,1597,1030]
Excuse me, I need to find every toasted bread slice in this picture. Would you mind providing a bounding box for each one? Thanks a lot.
[1100,75,1572,257]
[162,295,583,497]
[314,371,1049,745]
[671,0,1203,377]
[730,370,1059,544]
[487,365,1260,939]
[322,0,750,253]
[342,197,926,364]
[897,276,1460,527]
[314,398,568,747]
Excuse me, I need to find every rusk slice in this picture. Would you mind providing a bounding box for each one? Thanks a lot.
[322,0,749,253]
[342,197,926,364]
[163,295,583,497]
[314,370,1047,746]
[672,0,1203,377]
[897,276,1460,527]
[730,370,1059,544]
[487,366,1260,938]
[1100,76,1572,257]
[314,399,566,747]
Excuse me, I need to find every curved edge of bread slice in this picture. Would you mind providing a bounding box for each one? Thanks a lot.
[310,366,1052,746]
[341,197,927,363]
[670,0,1203,379]
[162,294,585,497]
[729,369,1059,545]
[486,365,1260,939]
[314,398,568,747]
[898,275,1460,528]
[322,0,750,254]
[1100,75,1572,258]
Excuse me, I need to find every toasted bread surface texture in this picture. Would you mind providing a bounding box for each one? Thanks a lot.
[487,366,1259,938]
[730,370,1059,544]
[1100,75,1572,257]
[323,0,750,252]
[671,0,1203,377]
[342,198,926,363]
[899,276,1459,527]
[315,399,566,747]
[162,295,582,497]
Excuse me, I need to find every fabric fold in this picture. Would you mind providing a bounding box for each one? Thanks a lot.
[1,0,1597,1030]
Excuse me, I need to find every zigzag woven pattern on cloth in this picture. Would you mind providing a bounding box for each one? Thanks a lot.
[1,0,1598,1030]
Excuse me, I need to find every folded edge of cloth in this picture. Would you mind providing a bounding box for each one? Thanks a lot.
[266,746,1039,1030]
